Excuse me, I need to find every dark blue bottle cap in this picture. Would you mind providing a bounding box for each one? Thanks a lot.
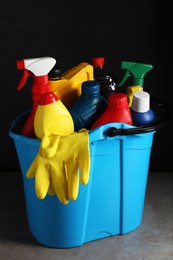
[82,80,100,95]
[48,66,62,80]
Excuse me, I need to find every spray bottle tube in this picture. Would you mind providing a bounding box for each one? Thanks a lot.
[16,57,56,137]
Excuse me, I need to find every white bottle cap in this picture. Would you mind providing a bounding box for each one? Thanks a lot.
[131,91,150,112]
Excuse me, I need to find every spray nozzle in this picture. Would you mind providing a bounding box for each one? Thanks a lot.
[16,57,56,91]
[118,61,153,87]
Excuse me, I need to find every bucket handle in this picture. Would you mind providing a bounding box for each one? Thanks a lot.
[106,126,156,137]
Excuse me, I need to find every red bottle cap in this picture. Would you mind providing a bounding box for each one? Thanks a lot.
[92,57,105,67]
[109,93,129,110]
[39,92,59,105]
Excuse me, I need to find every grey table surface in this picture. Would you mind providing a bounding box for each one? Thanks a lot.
[0,171,173,260]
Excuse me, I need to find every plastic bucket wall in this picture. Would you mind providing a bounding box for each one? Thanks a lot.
[9,113,155,248]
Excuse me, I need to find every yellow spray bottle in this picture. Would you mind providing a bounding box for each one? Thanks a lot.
[34,91,74,139]
[118,61,153,107]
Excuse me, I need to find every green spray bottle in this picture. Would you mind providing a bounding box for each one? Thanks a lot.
[118,61,153,106]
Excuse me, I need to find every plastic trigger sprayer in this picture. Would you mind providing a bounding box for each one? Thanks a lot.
[16,57,56,137]
[117,61,153,107]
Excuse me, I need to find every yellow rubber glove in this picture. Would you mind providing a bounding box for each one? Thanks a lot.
[51,129,90,201]
[26,134,69,204]
[26,130,90,204]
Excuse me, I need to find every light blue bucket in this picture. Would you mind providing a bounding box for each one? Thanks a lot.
[9,112,155,248]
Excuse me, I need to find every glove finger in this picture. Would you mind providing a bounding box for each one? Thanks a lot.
[78,157,90,185]
[77,132,90,185]
[66,161,79,201]
[26,155,40,179]
[50,163,69,205]
[48,173,55,196]
[35,163,50,199]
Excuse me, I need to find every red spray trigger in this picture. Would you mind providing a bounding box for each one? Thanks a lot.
[16,59,32,91]
[16,59,25,69]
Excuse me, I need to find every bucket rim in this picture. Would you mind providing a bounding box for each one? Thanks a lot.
[9,96,170,141]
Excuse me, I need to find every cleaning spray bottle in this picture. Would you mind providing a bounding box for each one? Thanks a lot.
[34,91,74,139]
[118,61,153,107]
[16,57,56,137]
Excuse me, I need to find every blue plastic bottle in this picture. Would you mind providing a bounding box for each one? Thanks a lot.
[131,91,155,126]
[69,80,108,131]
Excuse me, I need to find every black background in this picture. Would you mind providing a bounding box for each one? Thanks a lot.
[1,0,172,172]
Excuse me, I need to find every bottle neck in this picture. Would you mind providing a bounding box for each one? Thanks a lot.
[82,83,100,97]
[94,66,103,69]
[32,75,51,94]
[31,75,52,110]
[82,92,100,97]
